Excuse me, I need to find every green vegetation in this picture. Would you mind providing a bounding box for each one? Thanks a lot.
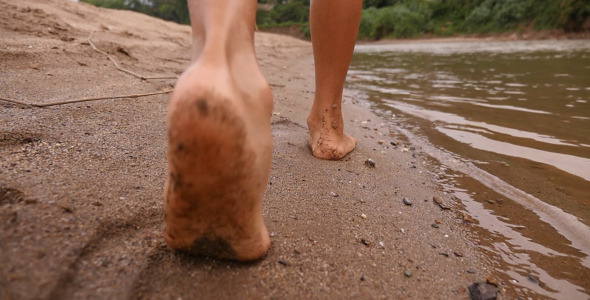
[356,0,590,40]
[81,0,589,40]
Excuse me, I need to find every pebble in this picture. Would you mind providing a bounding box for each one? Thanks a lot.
[454,251,463,257]
[24,198,38,205]
[378,139,384,144]
[404,270,412,277]
[400,228,405,234]
[329,191,339,197]
[527,275,539,284]
[361,213,367,219]
[402,198,412,206]
[278,260,291,266]
[461,212,477,224]
[364,159,376,168]
[360,275,366,281]
[466,269,476,274]
[360,239,370,246]
[390,141,397,146]
[431,223,439,229]
[486,276,499,287]
[433,196,451,210]
[468,282,498,300]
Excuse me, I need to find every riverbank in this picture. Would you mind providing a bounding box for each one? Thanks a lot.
[1,0,494,298]
[367,29,590,45]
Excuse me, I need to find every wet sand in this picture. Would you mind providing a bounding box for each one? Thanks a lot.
[1,0,494,298]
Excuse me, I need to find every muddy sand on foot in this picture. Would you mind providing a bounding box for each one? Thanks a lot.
[1,0,493,298]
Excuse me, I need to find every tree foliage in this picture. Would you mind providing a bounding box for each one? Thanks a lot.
[81,0,589,40]
[357,0,589,39]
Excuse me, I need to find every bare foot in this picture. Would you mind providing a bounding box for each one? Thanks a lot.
[163,59,273,261]
[307,112,356,160]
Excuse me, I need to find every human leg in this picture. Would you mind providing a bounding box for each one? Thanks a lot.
[307,0,362,160]
[163,0,272,261]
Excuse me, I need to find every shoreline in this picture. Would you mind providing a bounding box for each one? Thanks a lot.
[365,30,590,45]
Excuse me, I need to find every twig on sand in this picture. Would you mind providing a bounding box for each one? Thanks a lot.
[0,30,180,108]
[0,90,173,108]
[0,97,33,108]
[88,31,178,80]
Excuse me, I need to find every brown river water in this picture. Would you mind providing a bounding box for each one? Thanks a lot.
[348,40,590,299]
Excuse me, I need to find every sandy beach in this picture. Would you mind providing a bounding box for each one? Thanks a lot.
[1,0,494,298]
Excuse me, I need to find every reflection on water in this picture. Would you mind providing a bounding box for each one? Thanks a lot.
[349,40,590,299]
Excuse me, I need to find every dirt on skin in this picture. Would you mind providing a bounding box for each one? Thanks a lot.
[1,0,495,299]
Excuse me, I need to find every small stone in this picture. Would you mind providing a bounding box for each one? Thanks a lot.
[58,204,73,213]
[431,223,439,229]
[400,228,405,234]
[278,260,291,266]
[378,139,384,144]
[378,241,384,247]
[390,141,397,146]
[402,198,412,206]
[329,191,339,197]
[365,159,376,168]
[360,275,365,281]
[404,270,412,277]
[435,219,441,224]
[486,276,499,287]
[24,198,38,205]
[461,212,477,224]
[433,196,443,205]
[485,199,496,205]
[439,252,449,257]
[360,239,370,246]
[468,282,498,300]
[439,203,451,210]
[454,251,463,257]
[527,274,538,284]
[433,196,451,210]
[466,269,476,274]
[361,213,367,219]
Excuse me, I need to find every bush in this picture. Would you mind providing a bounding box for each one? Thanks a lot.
[358,5,426,40]
[491,0,531,30]
[357,7,380,40]
[465,6,492,29]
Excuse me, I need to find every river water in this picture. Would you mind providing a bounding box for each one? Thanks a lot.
[349,40,590,299]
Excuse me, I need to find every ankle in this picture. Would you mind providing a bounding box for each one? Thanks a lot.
[307,107,344,132]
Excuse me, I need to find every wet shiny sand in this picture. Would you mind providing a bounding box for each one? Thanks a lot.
[349,40,590,299]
